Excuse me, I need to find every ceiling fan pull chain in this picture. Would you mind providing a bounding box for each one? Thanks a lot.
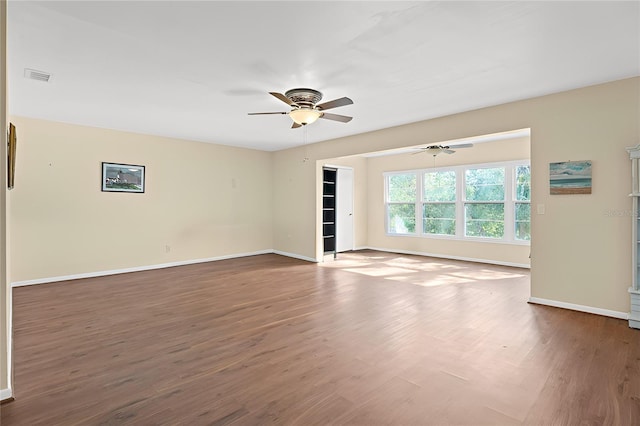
[302,126,310,162]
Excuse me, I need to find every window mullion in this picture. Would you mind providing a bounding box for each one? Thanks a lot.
[416,171,423,235]
[457,168,464,237]
[504,166,514,241]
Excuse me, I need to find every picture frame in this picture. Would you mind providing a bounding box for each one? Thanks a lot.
[7,123,16,189]
[101,162,145,193]
[549,160,592,195]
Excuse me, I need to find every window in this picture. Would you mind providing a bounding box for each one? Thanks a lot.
[464,167,505,238]
[515,165,531,240]
[386,173,416,234]
[384,160,530,244]
[423,170,456,235]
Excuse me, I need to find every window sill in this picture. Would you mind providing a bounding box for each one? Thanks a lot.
[385,232,531,246]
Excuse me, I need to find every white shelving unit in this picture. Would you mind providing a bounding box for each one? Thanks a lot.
[322,167,337,258]
[626,144,640,329]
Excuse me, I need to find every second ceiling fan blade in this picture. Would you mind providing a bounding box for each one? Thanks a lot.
[447,143,473,149]
[247,112,288,115]
[316,97,353,111]
[291,122,302,129]
[270,92,298,107]
[320,112,353,123]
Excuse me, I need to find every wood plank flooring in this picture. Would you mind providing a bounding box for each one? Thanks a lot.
[1,250,639,425]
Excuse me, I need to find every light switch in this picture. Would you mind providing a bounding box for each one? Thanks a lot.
[537,204,545,215]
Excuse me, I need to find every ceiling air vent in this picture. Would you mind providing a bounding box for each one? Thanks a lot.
[24,68,51,82]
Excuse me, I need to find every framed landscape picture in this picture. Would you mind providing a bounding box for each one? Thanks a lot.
[549,160,592,195]
[102,162,145,193]
[7,123,16,189]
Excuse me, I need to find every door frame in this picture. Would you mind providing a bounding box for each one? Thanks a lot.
[336,167,355,253]
[316,163,355,261]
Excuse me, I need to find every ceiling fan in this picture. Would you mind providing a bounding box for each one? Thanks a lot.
[248,88,353,128]
[413,143,474,156]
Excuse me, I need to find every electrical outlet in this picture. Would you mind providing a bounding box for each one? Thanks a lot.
[165,245,171,253]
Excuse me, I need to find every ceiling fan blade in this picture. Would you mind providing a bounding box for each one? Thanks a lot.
[270,92,298,107]
[447,143,473,149]
[411,150,427,155]
[443,149,456,154]
[320,112,352,123]
[291,122,302,129]
[316,97,353,111]
[247,112,288,115]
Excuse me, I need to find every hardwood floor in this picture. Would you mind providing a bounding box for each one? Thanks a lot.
[1,250,639,425]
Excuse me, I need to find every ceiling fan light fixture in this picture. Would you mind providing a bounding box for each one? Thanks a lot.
[289,108,322,125]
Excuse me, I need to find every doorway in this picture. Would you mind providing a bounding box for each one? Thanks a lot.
[336,167,354,252]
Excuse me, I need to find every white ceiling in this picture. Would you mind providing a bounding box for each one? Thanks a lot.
[7,1,640,152]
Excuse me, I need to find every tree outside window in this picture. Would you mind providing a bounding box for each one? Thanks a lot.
[387,173,416,234]
[423,170,456,235]
[515,165,531,240]
[465,167,505,238]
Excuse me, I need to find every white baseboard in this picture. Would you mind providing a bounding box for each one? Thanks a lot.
[9,246,524,288]
[0,388,12,401]
[7,285,12,394]
[528,297,629,320]
[361,246,530,269]
[272,250,317,263]
[11,249,274,287]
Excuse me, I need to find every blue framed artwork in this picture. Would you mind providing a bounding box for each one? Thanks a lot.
[549,160,592,195]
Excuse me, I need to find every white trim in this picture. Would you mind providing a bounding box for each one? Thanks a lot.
[0,387,12,401]
[528,297,629,320]
[272,250,317,263]
[384,232,531,246]
[322,164,353,171]
[11,249,318,287]
[11,250,274,287]
[363,129,531,158]
[7,285,11,392]
[362,246,530,269]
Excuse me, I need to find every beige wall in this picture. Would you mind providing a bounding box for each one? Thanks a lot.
[366,136,530,266]
[8,117,273,283]
[1,0,9,395]
[273,77,640,314]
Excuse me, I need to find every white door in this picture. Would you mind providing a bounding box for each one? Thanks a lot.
[336,168,354,252]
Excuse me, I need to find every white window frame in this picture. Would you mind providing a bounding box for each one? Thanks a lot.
[422,168,458,237]
[385,171,419,235]
[384,160,530,245]
[463,165,508,241]
[514,164,531,242]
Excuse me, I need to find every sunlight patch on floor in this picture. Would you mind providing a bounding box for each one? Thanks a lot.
[321,252,527,289]
[343,266,418,277]
[386,261,465,272]
[321,259,374,268]
[386,274,474,287]
[451,269,526,280]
